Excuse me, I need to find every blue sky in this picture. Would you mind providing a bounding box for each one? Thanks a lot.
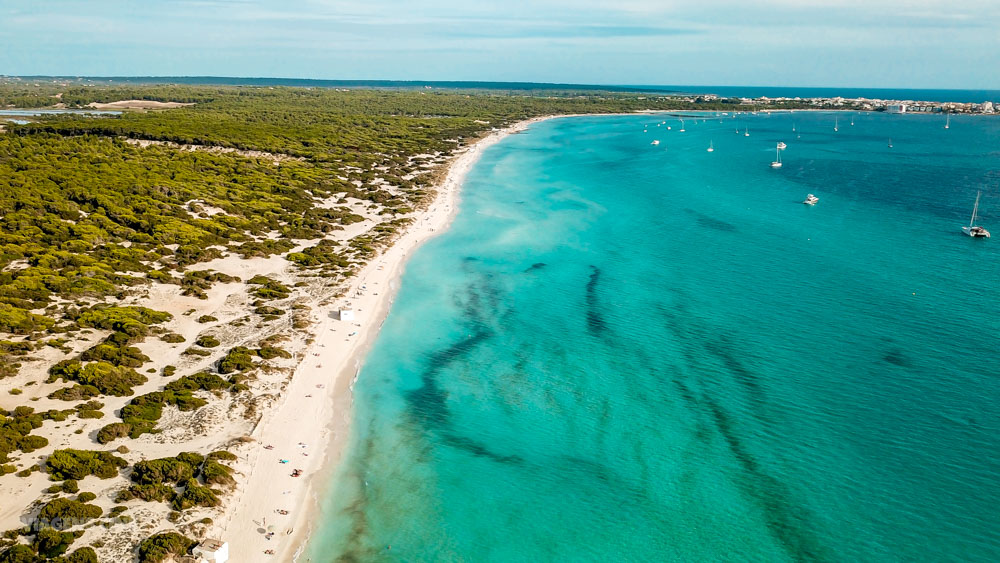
[1,0,998,88]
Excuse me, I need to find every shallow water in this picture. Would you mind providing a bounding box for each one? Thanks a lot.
[307,111,1000,562]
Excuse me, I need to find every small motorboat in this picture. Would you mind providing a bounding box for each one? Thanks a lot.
[651,140,660,146]
[803,194,819,205]
[777,142,787,150]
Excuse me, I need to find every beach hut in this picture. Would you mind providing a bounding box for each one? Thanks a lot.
[192,539,229,563]
[338,309,355,321]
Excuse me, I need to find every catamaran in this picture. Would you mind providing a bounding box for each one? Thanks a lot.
[770,144,782,168]
[962,191,990,238]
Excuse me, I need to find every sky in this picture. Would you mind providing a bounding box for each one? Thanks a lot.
[1,0,998,89]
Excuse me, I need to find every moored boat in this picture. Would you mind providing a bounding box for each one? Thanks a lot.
[962,191,990,238]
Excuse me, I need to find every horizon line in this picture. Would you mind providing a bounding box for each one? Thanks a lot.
[3,75,999,95]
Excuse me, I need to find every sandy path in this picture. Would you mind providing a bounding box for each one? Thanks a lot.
[223,117,548,562]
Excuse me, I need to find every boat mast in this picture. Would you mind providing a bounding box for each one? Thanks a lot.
[971,191,981,227]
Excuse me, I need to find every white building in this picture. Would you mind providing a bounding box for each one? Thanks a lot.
[886,104,907,114]
[192,539,229,563]
[338,309,356,321]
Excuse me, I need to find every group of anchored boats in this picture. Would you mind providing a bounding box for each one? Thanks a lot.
[643,115,990,238]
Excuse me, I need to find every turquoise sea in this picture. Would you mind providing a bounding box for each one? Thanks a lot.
[306,112,1000,562]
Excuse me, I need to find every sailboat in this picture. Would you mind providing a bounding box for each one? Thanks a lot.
[679,120,686,132]
[744,127,750,137]
[850,115,855,126]
[962,191,990,238]
[770,144,782,168]
[792,123,796,132]
[888,137,893,148]
[707,141,714,152]
[945,114,951,129]
[834,117,839,132]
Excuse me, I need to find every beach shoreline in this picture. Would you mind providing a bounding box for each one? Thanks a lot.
[222,116,550,562]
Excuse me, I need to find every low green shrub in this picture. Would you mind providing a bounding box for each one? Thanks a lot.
[136,531,196,563]
[194,335,220,348]
[45,449,127,481]
[36,497,102,527]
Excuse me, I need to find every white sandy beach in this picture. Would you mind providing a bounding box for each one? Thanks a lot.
[220,117,547,562]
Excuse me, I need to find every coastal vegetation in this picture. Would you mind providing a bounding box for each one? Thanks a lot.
[44,449,127,481]
[96,372,233,443]
[135,531,196,563]
[0,81,736,560]
[116,451,234,511]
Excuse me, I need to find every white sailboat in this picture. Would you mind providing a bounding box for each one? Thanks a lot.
[888,137,893,148]
[744,127,750,137]
[945,114,951,129]
[850,115,855,126]
[834,117,839,132]
[962,191,990,238]
[679,120,685,132]
[770,144,782,168]
[707,141,714,152]
[792,123,796,132]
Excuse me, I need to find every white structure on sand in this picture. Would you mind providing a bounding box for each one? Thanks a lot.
[192,539,229,563]
[338,309,356,321]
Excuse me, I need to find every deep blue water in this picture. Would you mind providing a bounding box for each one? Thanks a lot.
[307,111,1000,562]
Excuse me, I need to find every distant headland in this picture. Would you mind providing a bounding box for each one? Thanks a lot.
[2,75,998,111]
